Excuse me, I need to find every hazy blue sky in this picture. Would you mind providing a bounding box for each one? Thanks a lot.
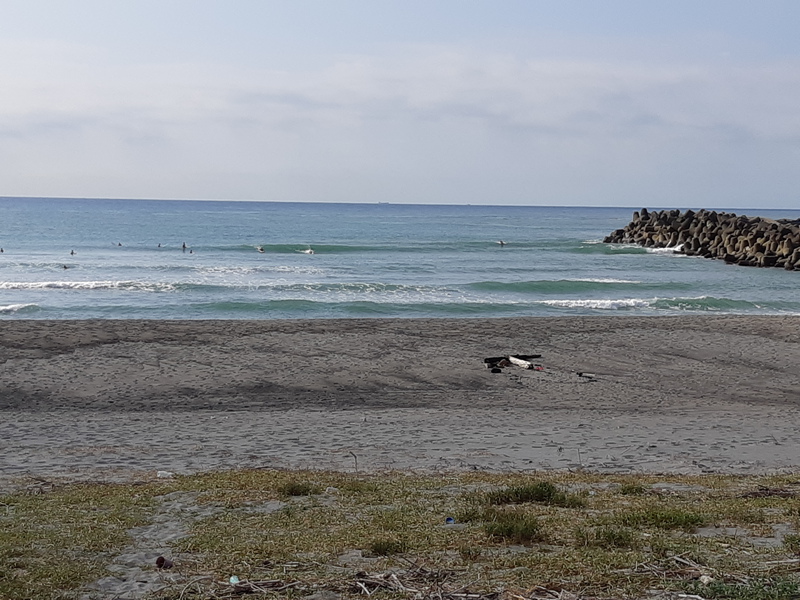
[2,1,799,207]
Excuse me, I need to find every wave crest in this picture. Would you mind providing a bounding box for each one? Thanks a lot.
[0,303,39,313]
[0,281,178,292]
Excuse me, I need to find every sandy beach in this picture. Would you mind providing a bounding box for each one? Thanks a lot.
[2,316,799,490]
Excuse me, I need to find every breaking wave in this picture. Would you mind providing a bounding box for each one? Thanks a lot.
[539,298,652,310]
[0,281,181,292]
[0,302,39,313]
[538,296,800,314]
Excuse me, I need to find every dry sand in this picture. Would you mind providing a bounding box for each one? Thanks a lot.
[2,316,799,490]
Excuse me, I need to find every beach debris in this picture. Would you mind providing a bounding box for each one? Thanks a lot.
[523,586,611,600]
[740,486,796,498]
[508,355,534,369]
[576,372,596,380]
[303,592,341,600]
[221,577,300,594]
[155,556,174,569]
[156,470,175,478]
[351,566,497,599]
[258,560,315,573]
[484,354,542,370]
[621,553,713,582]
[445,516,456,524]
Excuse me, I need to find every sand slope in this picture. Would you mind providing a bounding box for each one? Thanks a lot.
[1,316,799,488]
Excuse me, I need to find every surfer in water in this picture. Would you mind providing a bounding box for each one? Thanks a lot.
[257,246,265,253]
[497,240,506,247]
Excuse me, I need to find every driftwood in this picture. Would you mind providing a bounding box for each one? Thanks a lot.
[220,578,300,595]
[350,566,497,599]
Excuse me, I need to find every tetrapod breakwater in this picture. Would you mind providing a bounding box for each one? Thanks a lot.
[604,209,800,269]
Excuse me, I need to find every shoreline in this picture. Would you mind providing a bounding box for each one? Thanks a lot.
[2,315,799,489]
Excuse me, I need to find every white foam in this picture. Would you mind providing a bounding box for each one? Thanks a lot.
[195,265,326,276]
[199,266,259,275]
[267,265,326,275]
[540,298,652,310]
[565,278,641,284]
[646,245,684,255]
[0,303,37,313]
[0,281,177,291]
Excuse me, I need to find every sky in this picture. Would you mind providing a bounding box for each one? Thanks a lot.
[1,1,799,208]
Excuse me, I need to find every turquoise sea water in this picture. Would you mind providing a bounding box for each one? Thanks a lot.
[1,198,798,319]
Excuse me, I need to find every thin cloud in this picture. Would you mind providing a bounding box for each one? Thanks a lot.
[1,37,799,205]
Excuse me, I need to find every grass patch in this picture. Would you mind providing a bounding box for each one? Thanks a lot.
[0,483,156,600]
[487,481,584,508]
[277,480,322,497]
[368,537,409,556]
[575,525,637,549]
[685,578,800,600]
[336,478,380,495]
[614,506,709,531]
[3,471,800,599]
[484,508,544,544]
[784,533,800,553]
[458,545,483,561]
[618,483,647,496]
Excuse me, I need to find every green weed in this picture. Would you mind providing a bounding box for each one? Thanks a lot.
[484,508,544,544]
[685,578,800,600]
[783,533,800,553]
[619,483,647,496]
[278,480,322,497]
[368,537,408,556]
[487,481,584,508]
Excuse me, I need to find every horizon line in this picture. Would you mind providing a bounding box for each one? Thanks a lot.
[0,195,797,213]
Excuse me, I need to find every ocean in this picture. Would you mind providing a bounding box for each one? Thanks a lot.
[1,197,798,320]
